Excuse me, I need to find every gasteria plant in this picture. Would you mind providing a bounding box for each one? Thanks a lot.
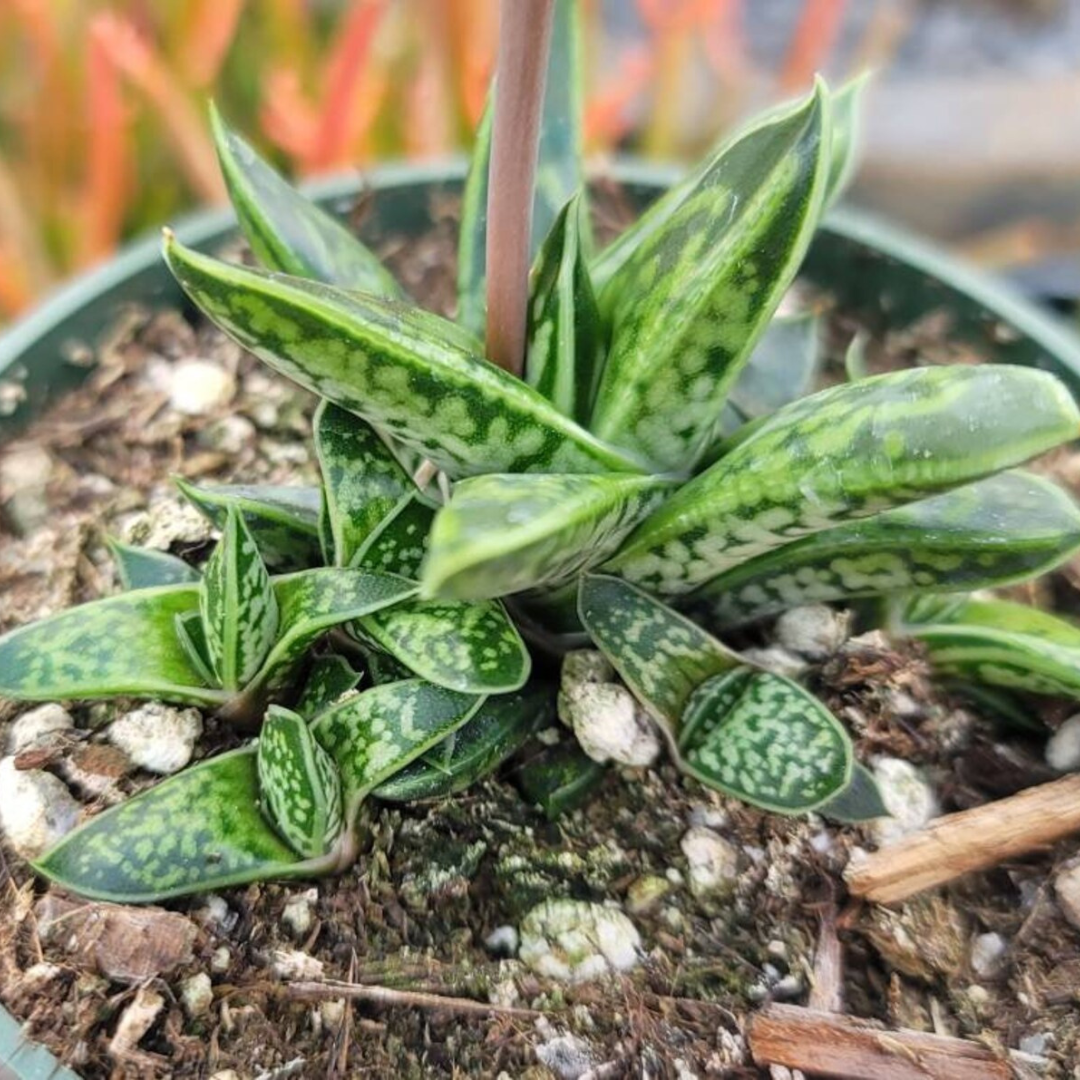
[4,1,1080,903]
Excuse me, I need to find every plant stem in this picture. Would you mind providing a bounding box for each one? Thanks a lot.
[484,0,555,375]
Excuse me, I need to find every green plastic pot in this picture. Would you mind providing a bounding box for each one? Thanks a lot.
[1,159,1080,1080]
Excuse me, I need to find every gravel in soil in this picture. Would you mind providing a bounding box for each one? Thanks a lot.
[2,192,1080,1079]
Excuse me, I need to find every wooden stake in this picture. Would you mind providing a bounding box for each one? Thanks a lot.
[748,1004,1011,1080]
[845,774,1080,905]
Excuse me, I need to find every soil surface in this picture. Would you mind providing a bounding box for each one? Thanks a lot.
[3,189,1080,1080]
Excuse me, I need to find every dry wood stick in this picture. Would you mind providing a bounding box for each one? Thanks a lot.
[845,774,1080,904]
[283,979,539,1019]
[748,1003,1011,1080]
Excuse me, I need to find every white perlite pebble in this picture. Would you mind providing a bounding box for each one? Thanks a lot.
[8,703,73,754]
[484,925,519,956]
[970,932,1008,979]
[561,682,660,767]
[680,827,740,899]
[871,757,939,846]
[270,948,324,981]
[168,358,236,415]
[534,1027,595,1080]
[519,899,641,983]
[1054,860,1080,930]
[1046,715,1080,772]
[774,605,850,661]
[282,890,317,938]
[559,650,615,703]
[180,972,214,1017]
[108,703,202,774]
[0,757,80,858]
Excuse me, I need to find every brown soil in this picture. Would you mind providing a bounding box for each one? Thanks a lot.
[2,190,1080,1080]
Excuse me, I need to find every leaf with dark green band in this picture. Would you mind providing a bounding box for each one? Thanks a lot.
[175,610,217,687]
[210,103,400,297]
[904,597,1080,700]
[375,683,553,801]
[314,401,415,567]
[0,585,226,706]
[678,669,852,812]
[258,705,344,858]
[525,193,603,424]
[357,597,529,693]
[690,471,1080,626]
[312,680,484,814]
[609,365,1080,598]
[423,473,674,601]
[251,568,417,693]
[590,84,831,471]
[34,748,320,902]
[175,478,322,571]
[108,538,201,590]
[355,494,434,579]
[294,655,362,720]
[517,740,607,820]
[200,506,279,692]
[578,574,740,729]
[164,237,646,479]
[726,312,821,423]
[364,649,414,686]
[817,762,887,822]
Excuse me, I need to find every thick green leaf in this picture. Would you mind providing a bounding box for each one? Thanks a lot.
[726,312,821,422]
[210,103,400,296]
[456,0,586,337]
[199,506,278,691]
[313,401,415,567]
[590,83,831,471]
[312,680,484,815]
[678,669,852,813]
[609,365,1080,598]
[175,609,217,687]
[423,473,674,601]
[35,748,316,902]
[175,478,322,571]
[516,740,606,820]
[355,494,434,579]
[904,597,1080,700]
[817,762,888,823]
[375,683,553,801]
[691,471,1080,626]
[357,598,530,693]
[293,655,362,720]
[824,73,869,204]
[525,193,603,424]
[108,538,201,590]
[578,574,740,729]
[258,705,344,859]
[364,649,414,686]
[164,237,645,478]
[251,568,417,693]
[0,585,225,706]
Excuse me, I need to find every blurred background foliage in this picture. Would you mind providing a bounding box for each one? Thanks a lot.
[1,0,1078,322]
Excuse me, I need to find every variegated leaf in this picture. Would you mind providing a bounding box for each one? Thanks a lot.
[609,365,1080,597]
[691,471,1080,627]
[456,0,586,336]
[174,610,217,687]
[251,568,416,693]
[903,596,1080,700]
[517,740,606,819]
[817,762,887,822]
[678,669,852,813]
[311,680,484,815]
[578,573,740,729]
[824,72,869,204]
[293,655,362,720]
[35,748,316,902]
[525,193,603,424]
[200,506,279,692]
[423,473,674,601]
[175,478,322,571]
[164,237,645,478]
[314,401,415,567]
[376,683,553,801]
[108,538,201,590]
[354,494,434,579]
[357,597,530,693]
[210,103,400,296]
[0,585,225,706]
[364,649,414,686]
[258,705,344,858]
[590,83,831,470]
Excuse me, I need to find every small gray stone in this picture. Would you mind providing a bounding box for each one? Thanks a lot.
[561,682,660,767]
[871,757,939,846]
[0,445,54,534]
[518,899,641,983]
[970,932,1007,978]
[8,703,73,754]
[1046,714,1080,772]
[108,703,202,774]
[282,890,317,939]
[198,415,256,455]
[680,826,739,900]
[484,925,519,956]
[0,757,80,857]
[269,949,324,981]
[559,651,614,703]
[534,1026,594,1080]
[168,358,236,415]
[774,605,850,661]
[180,972,213,1017]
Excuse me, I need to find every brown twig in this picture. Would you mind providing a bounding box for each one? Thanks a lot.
[807,901,844,1013]
[845,774,1080,905]
[748,1003,1011,1080]
[283,979,539,1019]
[484,0,555,375]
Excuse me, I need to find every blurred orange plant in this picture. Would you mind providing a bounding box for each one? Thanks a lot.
[0,0,873,321]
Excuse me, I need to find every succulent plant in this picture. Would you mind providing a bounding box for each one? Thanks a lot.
[5,5,1080,902]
